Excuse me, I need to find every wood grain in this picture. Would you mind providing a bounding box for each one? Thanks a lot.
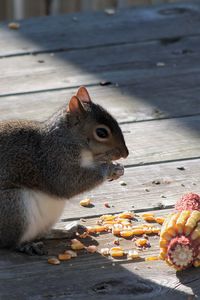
[60,158,200,220]
[1,1,200,57]
[0,209,198,300]
[1,35,200,95]
[0,73,200,123]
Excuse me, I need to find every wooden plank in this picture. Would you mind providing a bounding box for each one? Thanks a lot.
[1,1,200,57]
[0,209,199,300]
[1,35,200,95]
[0,74,200,123]
[60,158,200,220]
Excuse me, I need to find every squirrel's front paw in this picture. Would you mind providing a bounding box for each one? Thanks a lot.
[107,163,124,181]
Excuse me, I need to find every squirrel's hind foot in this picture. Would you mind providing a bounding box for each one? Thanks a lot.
[15,241,47,256]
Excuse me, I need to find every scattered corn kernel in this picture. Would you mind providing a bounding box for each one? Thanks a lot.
[135,238,148,247]
[48,257,60,265]
[8,22,20,29]
[100,214,116,221]
[120,230,134,238]
[86,245,97,253]
[100,248,110,256]
[155,217,165,225]
[142,216,155,222]
[87,225,108,233]
[110,247,124,258]
[64,250,77,258]
[145,256,160,261]
[71,239,85,250]
[80,198,91,207]
[132,228,145,235]
[118,211,134,219]
[127,250,140,260]
[58,253,72,261]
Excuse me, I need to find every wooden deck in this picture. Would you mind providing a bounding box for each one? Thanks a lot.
[0,1,200,299]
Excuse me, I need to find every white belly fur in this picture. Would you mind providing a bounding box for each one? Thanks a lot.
[20,189,66,243]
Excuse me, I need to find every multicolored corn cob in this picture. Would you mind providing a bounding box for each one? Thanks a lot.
[159,193,200,270]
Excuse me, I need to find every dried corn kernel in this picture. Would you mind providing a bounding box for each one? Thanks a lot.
[110,247,124,258]
[127,250,140,260]
[8,22,20,29]
[176,210,190,234]
[118,211,134,219]
[152,227,161,234]
[142,216,155,222]
[145,256,160,261]
[86,245,97,253]
[131,228,145,235]
[71,239,85,250]
[48,257,60,265]
[135,238,148,247]
[100,214,116,221]
[64,250,77,258]
[100,248,110,256]
[58,253,72,261]
[120,230,134,238]
[155,217,165,225]
[184,211,200,236]
[80,198,91,207]
[87,225,108,233]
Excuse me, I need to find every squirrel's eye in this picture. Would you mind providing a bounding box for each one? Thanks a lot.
[96,128,109,139]
[94,125,111,141]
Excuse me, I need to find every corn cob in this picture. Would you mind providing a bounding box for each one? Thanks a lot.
[160,193,200,270]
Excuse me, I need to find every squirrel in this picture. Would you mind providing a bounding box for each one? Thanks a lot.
[0,86,129,255]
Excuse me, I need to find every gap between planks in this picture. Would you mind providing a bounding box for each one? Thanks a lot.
[59,158,200,221]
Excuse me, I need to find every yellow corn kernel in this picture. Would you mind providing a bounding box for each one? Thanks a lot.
[155,217,165,225]
[119,219,132,226]
[100,214,116,221]
[160,213,178,239]
[118,211,134,219]
[143,227,153,234]
[71,239,85,250]
[112,224,123,236]
[184,211,200,236]
[191,223,200,240]
[145,256,160,261]
[176,210,190,234]
[142,216,155,222]
[120,230,134,238]
[110,247,124,258]
[166,212,180,236]
[58,253,72,261]
[80,198,91,207]
[132,228,145,235]
[142,213,155,218]
[159,238,168,249]
[159,248,167,260]
[135,238,148,247]
[87,225,108,233]
[152,227,161,234]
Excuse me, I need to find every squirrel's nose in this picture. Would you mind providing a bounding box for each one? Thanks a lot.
[121,146,129,158]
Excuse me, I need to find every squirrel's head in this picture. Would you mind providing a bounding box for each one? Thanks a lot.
[67,86,129,162]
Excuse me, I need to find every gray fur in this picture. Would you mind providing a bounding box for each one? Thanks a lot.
[0,91,128,249]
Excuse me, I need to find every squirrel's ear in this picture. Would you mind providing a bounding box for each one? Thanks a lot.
[67,96,85,115]
[76,86,92,103]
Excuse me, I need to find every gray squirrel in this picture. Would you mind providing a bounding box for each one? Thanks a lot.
[0,86,128,254]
